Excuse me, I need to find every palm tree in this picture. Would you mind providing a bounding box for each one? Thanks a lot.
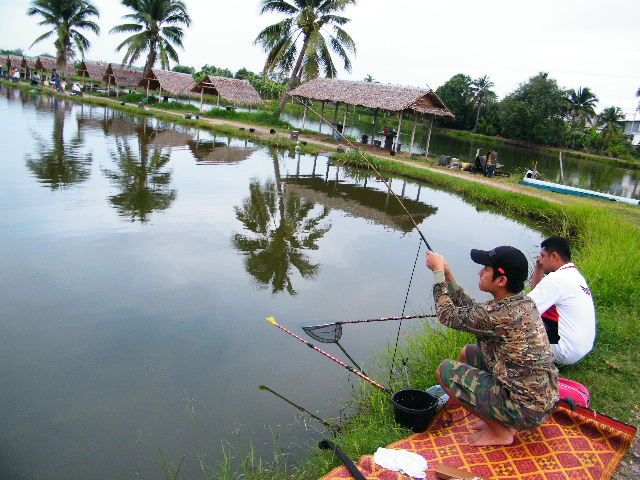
[27,0,100,67]
[598,106,624,146]
[232,152,330,294]
[26,99,93,189]
[469,75,495,132]
[566,87,598,130]
[102,121,176,222]
[255,0,357,116]
[110,0,191,76]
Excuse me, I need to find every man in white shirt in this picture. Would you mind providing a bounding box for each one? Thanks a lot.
[528,237,596,365]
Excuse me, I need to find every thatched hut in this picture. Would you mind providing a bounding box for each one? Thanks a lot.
[23,57,38,75]
[78,60,108,87]
[288,78,453,154]
[191,75,263,112]
[7,55,24,73]
[103,64,143,96]
[140,69,197,99]
[36,57,75,78]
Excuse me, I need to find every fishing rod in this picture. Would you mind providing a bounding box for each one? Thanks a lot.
[258,385,335,429]
[291,95,433,251]
[304,313,437,330]
[266,317,392,394]
[318,439,367,480]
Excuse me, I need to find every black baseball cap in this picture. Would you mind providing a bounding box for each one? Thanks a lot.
[470,246,528,283]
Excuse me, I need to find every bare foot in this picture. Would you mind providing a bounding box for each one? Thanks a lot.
[467,426,516,446]
[469,419,488,431]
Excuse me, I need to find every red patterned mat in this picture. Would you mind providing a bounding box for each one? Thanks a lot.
[319,401,636,480]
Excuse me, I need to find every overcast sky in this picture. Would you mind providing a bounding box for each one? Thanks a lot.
[1,0,638,117]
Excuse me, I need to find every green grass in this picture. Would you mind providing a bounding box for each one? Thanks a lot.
[204,108,294,129]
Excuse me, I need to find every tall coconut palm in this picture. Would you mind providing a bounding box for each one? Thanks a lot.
[27,0,100,67]
[598,106,624,146]
[255,0,357,116]
[110,0,191,76]
[469,75,495,132]
[566,87,598,130]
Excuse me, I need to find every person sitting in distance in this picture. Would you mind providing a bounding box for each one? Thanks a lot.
[426,246,558,446]
[528,236,596,365]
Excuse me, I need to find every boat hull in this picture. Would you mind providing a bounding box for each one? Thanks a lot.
[519,177,640,206]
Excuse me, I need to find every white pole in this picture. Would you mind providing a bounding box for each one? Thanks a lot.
[200,89,204,112]
[146,79,150,97]
[319,101,325,133]
[342,104,348,136]
[302,104,307,130]
[559,151,564,182]
[425,116,434,155]
[409,115,417,155]
[395,111,403,152]
[217,94,220,107]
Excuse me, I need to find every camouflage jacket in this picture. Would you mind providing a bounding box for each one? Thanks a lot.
[433,279,559,413]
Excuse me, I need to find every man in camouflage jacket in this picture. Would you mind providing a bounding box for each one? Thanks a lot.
[426,246,558,446]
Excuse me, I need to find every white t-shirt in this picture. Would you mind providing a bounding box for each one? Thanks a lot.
[528,263,596,365]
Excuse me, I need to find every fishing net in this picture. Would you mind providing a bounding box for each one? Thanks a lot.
[303,324,342,343]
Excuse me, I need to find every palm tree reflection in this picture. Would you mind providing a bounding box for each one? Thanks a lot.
[26,102,93,189]
[233,154,331,294]
[103,123,176,223]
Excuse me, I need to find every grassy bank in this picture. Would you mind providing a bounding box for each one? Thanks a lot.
[200,152,639,479]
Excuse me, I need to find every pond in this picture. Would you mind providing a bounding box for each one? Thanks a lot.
[280,108,640,200]
[0,85,546,479]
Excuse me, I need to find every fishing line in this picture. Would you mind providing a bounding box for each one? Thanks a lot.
[290,95,433,251]
[390,239,423,381]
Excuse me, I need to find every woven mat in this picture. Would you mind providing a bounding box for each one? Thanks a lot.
[319,401,636,480]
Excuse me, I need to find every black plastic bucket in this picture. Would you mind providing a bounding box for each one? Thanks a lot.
[391,389,438,433]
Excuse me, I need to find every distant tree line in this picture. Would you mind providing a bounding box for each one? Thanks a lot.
[171,64,288,100]
[436,72,638,159]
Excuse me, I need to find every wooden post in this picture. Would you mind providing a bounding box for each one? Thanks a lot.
[425,116,434,155]
[107,75,111,94]
[332,102,339,126]
[199,89,204,112]
[146,79,150,97]
[409,114,417,155]
[319,101,325,133]
[159,86,162,100]
[302,104,307,130]
[216,94,220,107]
[82,71,86,89]
[395,111,403,152]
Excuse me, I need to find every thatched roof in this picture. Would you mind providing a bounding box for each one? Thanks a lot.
[192,75,264,105]
[141,69,197,97]
[149,129,194,148]
[283,175,437,232]
[24,57,37,70]
[7,55,24,69]
[78,60,108,80]
[187,140,254,164]
[103,64,143,88]
[288,78,454,118]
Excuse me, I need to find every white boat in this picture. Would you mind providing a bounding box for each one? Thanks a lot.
[519,172,640,206]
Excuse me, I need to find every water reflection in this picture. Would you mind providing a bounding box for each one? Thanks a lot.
[283,162,438,233]
[25,99,93,189]
[102,122,177,223]
[187,138,254,165]
[233,153,331,294]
